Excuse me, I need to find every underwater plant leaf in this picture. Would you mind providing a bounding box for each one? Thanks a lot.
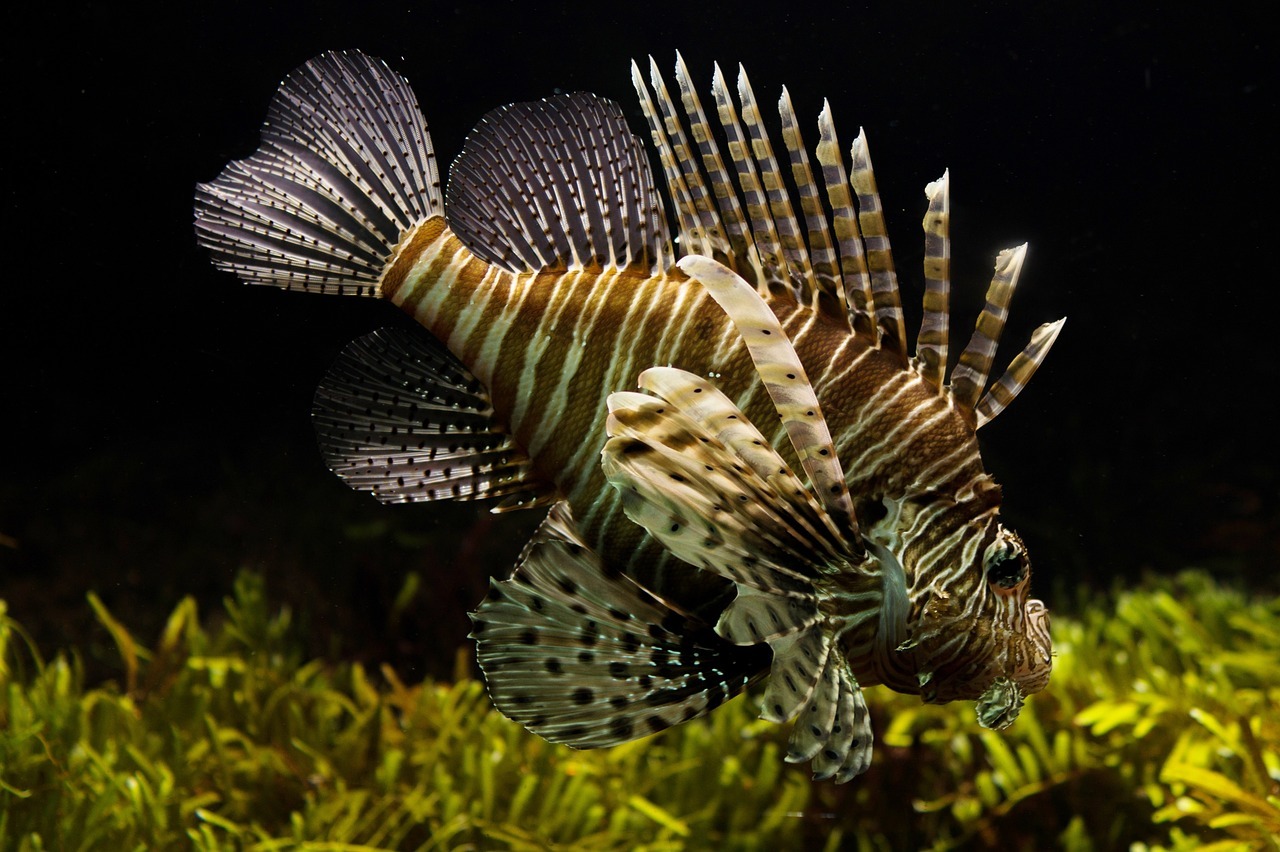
[2,568,1279,849]
[1161,762,1280,825]
[86,592,146,693]
[627,794,692,836]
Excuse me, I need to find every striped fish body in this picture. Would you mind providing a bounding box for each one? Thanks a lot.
[195,51,1062,782]
[384,218,980,590]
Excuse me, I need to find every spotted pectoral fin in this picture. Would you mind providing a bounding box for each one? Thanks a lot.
[312,327,553,510]
[759,624,830,724]
[715,585,818,645]
[601,370,878,782]
[470,502,769,749]
[677,254,858,537]
[602,372,856,599]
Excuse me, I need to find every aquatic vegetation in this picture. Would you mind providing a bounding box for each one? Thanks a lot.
[1,570,1276,850]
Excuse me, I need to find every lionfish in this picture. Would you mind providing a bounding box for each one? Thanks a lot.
[195,50,1063,782]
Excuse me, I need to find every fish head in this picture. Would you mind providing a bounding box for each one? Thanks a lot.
[889,501,1053,729]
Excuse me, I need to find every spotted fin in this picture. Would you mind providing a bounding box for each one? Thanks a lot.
[765,628,873,781]
[811,659,875,782]
[446,92,672,274]
[677,255,857,536]
[602,368,880,781]
[603,378,852,599]
[312,327,553,510]
[470,502,768,748]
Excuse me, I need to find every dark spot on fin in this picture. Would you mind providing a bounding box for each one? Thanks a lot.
[472,502,769,749]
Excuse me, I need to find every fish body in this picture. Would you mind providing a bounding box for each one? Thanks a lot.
[195,51,1062,782]
[381,218,977,619]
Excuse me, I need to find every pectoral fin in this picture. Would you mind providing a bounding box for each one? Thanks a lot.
[601,368,878,782]
[470,502,769,749]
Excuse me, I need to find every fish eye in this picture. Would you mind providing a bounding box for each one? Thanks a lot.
[985,533,1028,590]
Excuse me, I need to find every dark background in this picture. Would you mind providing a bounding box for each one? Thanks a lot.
[2,2,1272,674]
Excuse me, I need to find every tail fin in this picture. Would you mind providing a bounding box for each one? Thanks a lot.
[193,50,443,297]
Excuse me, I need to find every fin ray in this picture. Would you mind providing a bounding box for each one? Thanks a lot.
[673,54,760,279]
[975,317,1066,428]
[446,93,670,274]
[313,327,552,508]
[779,88,846,321]
[471,503,768,748]
[194,50,440,296]
[950,243,1028,413]
[849,129,907,359]
[603,395,842,594]
[810,663,874,782]
[604,374,859,574]
[716,585,818,645]
[735,68,812,300]
[916,172,951,389]
[815,103,876,336]
[677,255,858,534]
[633,367,792,480]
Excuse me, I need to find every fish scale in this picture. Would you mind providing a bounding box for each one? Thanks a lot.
[195,49,1063,782]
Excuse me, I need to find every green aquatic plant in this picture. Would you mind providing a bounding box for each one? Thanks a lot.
[1,570,1276,850]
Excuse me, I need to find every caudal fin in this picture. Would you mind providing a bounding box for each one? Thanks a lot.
[193,50,443,297]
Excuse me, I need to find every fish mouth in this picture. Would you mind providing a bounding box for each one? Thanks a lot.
[1026,598,1052,665]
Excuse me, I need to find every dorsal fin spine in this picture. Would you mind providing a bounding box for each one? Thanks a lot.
[849,129,908,362]
[633,59,703,255]
[779,87,847,323]
[917,171,951,389]
[734,67,813,301]
[975,317,1066,428]
[710,63,792,299]
[673,54,760,279]
[949,243,1027,413]
[815,103,876,337]
[644,57,723,260]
